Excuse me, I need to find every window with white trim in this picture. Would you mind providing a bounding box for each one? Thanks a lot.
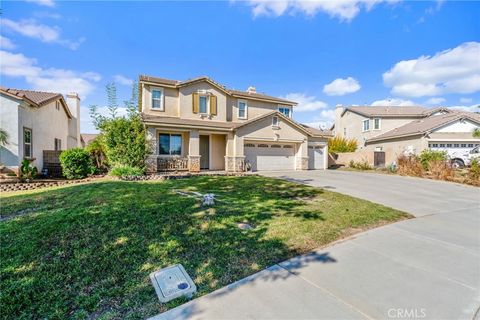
[152,88,164,110]
[362,119,370,132]
[373,118,381,130]
[23,128,32,158]
[278,106,291,118]
[159,133,182,155]
[238,100,247,119]
[272,116,279,127]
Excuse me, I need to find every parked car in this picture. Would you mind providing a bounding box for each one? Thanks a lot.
[450,146,480,168]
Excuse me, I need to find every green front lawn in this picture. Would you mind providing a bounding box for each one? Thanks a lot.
[0,176,410,319]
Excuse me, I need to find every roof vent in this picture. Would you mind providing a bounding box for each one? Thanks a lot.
[247,86,256,94]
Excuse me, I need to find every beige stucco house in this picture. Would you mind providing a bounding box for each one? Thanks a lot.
[333,105,480,166]
[139,75,332,173]
[0,87,81,173]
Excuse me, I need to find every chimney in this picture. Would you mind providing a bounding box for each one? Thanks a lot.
[247,86,256,94]
[66,92,81,147]
[334,104,345,137]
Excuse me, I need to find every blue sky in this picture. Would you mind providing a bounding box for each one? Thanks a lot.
[1,0,479,133]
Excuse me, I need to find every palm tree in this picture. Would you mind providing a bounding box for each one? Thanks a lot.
[473,128,480,138]
[0,129,8,146]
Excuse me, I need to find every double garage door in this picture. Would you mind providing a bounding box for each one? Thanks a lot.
[244,143,295,171]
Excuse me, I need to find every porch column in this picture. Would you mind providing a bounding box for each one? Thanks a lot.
[295,139,309,170]
[188,130,201,172]
[225,133,245,172]
[145,126,158,174]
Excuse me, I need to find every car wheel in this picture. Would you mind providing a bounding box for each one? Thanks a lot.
[451,159,465,169]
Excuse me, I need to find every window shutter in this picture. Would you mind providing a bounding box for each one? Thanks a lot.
[192,93,199,113]
[210,95,217,115]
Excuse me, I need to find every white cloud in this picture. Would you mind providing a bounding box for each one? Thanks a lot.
[246,0,392,21]
[283,93,328,112]
[302,109,336,129]
[383,42,480,97]
[460,97,473,104]
[371,98,416,106]
[25,0,55,7]
[450,104,480,113]
[323,77,361,96]
[113,74,134,86]
[0,35,16,50]
[0,50,101,98]
[424,97,446,105]
[1,18,84,50]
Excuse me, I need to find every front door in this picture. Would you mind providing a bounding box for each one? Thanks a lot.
[200,135,209,170]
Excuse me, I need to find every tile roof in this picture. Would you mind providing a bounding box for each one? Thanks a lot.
[368,112,480,142]
[344,105,427,117]
[0,87,62,106]
[80,134,99,145]
[300,124,334,137]
[139,75,297,105]
[141,114,236,130]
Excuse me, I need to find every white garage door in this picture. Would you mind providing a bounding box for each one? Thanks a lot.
[308,145,325,170]
[244,143,295,171]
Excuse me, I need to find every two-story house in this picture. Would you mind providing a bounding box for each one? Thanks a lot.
[333,105,480,166]
[139,75,332,173]
[0,87,81,173]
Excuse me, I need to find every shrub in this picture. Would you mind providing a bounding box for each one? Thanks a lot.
[348,159,372,170]
[328,136,358,153]
[59,148,94,179]
[468,158,480,181]
[428,160,454,180]
[20,159,38,180]
[419,149,447,170]
[397,154,424,177]
[109,165,144,177]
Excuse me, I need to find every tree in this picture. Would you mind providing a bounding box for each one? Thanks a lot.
[0,128,9,146]
[473,128,480,138]
[89,82,150,170]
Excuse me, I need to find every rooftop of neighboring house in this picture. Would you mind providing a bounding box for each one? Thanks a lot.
[139,75,297,106]
[340,105,429,118]
[368,110,480,142]
[0,87,72,118]
[80,133,99,146]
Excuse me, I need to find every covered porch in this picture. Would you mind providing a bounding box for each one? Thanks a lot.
[145,126,232,173]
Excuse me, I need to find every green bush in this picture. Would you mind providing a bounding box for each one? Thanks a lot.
[20,159,38,180]
[59,148,94,179]
[469,158,480,181]
[328,136,357,153]
[419,149,447,170]
[349,159,372,170]
[109,165,144,177]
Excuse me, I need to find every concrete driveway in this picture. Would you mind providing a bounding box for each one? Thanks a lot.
[151,170,480,320]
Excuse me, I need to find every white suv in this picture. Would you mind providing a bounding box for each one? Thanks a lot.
[450,146,480,168]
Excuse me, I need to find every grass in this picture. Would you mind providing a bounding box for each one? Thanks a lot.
[0,176,410,319]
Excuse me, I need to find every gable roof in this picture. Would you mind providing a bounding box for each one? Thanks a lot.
[342,105,427,118]
[139,74,297,106]
[80,133,99,145]
[0,87,72,118]
[367,112,480,143]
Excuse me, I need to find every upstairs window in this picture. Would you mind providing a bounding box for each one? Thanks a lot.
[159,133,182,155]
[23,128,32,158]
[278,106,291,118]
[373,118,381,130]
[362,119,370,132]
[152,88,164,110]
[54,138,62,151]
[238,100,247,119]
[199,95,208,114]
[272,116,279,127]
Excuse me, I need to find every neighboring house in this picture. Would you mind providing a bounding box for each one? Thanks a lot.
[80,133,99,148]
[333,105,480,165]
[139,75,332,172]
[0,87,81,172]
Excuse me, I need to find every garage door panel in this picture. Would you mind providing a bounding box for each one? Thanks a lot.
[308,146,325,170]
[245,144,295,171]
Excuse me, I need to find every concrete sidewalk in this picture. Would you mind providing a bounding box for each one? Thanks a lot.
[151,170,480,320]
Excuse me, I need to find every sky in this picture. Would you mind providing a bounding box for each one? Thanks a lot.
[1,0,479,133]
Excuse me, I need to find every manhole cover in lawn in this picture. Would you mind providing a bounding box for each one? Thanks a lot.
[150,264,197,303]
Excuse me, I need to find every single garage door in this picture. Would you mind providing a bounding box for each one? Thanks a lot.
[308,145,325,170]
[244,143,295,171]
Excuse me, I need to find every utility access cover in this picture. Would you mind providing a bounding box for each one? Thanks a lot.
[150,264,196,303]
